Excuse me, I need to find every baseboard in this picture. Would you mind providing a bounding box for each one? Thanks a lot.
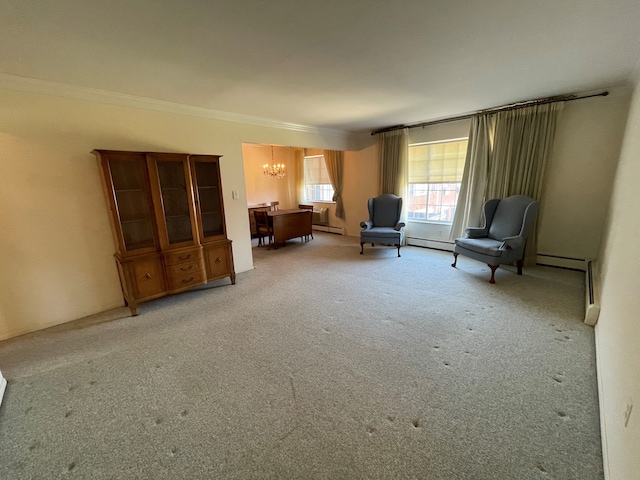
[406,237,454,252]
[0,370,7,408]
[594,325,611,478]
[312,225,345,235]
[536,254,587,271]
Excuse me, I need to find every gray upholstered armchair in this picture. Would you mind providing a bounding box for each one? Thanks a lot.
[451,195,539,283]
[360,194,405,257]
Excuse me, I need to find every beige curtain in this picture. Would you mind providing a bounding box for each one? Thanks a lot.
[377,128,408,196]
[324,150,345,219]
[294,147,306,204]
[449,114,491,239]
[485,102,563,264]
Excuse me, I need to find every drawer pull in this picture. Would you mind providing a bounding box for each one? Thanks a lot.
[182,277,195,284]
[180,265,193,271]
[179,254,192,261]
[144,273,152,279]
[215,257,221,263]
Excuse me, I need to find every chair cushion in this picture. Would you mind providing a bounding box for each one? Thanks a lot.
[454,237,503,257]
[361,227,402,241]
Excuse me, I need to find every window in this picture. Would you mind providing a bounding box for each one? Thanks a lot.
[407,138,468,223]
[304,155,334,202]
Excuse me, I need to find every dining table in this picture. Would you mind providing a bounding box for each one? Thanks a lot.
[267,208,313,249]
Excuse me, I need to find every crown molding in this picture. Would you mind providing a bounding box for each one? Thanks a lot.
[0,72,352,139]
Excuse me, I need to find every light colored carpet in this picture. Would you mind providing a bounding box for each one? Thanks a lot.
[0,233,602,479]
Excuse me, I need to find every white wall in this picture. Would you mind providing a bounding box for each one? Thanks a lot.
[594,80,640,479]
[0,88,358,340]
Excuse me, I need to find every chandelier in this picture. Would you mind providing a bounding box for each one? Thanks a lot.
[263,146,286,178]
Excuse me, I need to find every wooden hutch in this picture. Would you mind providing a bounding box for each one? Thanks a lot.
[94,150,235,315]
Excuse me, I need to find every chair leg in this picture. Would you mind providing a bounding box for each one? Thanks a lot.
[451,252,458,268]
[360,241,365,254]
[397,244,401,257]
[516,259,523,275]
[488,264,499,284]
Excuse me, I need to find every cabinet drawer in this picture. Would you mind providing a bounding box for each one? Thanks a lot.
[128,256,167,300]
[168,269,206,291]
[164,247,203,266]
[167,260,202,277]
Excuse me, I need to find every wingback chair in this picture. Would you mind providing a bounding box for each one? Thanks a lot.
[360,194,405,257]
[451,195,539,283]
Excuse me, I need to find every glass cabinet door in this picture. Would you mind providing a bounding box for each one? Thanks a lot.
[156,160,194,245]
[108,158,157,252]
[191,156,225,240]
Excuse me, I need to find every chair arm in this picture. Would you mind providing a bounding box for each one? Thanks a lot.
[465,227,488,238]
[499,235,524,251]
[395,222,406,231]
[360,221,373,230]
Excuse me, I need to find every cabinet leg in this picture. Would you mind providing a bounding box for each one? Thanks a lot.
[129,305,138,316]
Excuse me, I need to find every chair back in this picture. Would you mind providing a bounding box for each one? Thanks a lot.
[298,204,313,211]
[270,201,280,211]
[488,195,538,240]
[368,194,402,227]
[254,209,270,229]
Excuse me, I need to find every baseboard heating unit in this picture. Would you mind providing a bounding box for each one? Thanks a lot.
[312,225,345,235]
[0,370,6,408]
[584,260,601,326]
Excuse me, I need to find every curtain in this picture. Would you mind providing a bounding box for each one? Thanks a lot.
[294,147,306,205]
[449,114,491,239]
[324,150,345,219]
[485,102,563,264]
[378,128,408,196]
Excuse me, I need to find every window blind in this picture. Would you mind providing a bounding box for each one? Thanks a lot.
[304,155,331,184]
[408,140,468,183]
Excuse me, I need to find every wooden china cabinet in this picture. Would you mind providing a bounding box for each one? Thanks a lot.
[94,150,235,315]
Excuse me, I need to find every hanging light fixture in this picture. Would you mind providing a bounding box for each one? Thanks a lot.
[263,146,286,179]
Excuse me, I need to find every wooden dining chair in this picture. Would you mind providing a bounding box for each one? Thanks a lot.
[298,204,314,240]
[270,201,280,211]
[253,210,273,248]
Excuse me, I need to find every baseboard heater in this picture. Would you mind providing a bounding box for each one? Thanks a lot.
[0,369,6,409]
[310,207,343,234]
[536,253,587,271]
[406,237,454,252]
[312,224,345,235]
[584,260,601,326]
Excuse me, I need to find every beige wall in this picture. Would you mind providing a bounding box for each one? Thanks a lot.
[595,80,640,479]
[242,143,379,237]
[242,144,297,208]
[402,94,631,265]
[0,88,358,340]
[538,91,630,261]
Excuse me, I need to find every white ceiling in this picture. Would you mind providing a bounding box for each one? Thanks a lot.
[2,0,640,133]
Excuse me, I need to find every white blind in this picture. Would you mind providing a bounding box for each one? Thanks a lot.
[408,139,468,183]
[304,155,331,184]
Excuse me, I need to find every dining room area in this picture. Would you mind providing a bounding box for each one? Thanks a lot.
[242,143,316,251]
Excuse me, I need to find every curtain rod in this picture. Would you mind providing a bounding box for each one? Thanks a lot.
[370,90,609,136]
